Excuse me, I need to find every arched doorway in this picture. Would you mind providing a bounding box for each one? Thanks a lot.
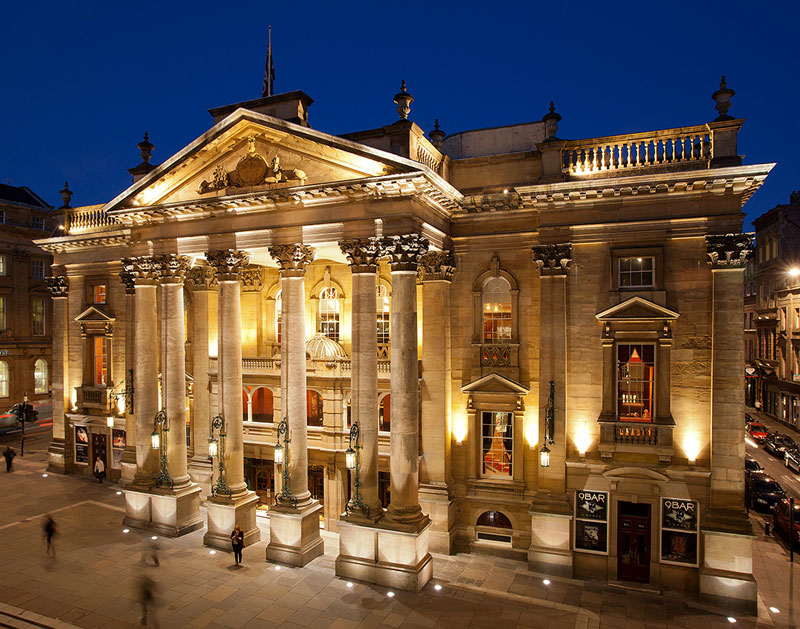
[251,387,274,422]
[307,390,323,427]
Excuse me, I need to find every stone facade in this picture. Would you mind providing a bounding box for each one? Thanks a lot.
[37,80,773,603]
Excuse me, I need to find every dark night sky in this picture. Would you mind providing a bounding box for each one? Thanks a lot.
[1,1,797,229]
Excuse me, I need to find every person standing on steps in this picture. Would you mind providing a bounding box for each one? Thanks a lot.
[231,524,244,566]
[3,446,15,472]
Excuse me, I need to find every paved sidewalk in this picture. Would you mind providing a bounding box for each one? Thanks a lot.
[0,451,794,628]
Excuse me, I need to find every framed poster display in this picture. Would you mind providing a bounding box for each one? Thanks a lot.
[75,425,89,464]
[660,498,699,566]
[111,429,126,469]
[574,490,609,554]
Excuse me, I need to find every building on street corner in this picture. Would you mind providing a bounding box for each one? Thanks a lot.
[36,68,773,609]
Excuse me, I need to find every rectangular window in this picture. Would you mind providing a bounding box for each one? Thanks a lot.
[31,259,45,279]
[32,298,45,335]
[618,257,655,288]
[481,411,513,478]
[0,254,6,276]
[0,210,4,224]
[92,285,106,304]
[0,296,5,330]
[617,344,655,421]
[93,337,109,386]
[31,216,45,230]
[377,312,390,347]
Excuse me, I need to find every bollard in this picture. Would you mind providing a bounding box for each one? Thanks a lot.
[765,521,771,537]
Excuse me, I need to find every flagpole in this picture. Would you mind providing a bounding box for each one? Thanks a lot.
[267,25,273,97]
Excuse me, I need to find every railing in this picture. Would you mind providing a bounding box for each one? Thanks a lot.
[615,423,656,445]
[378,344,390,360]
[242,357,277,372]
[480,345,512,367]
[562,126,712,176]
[65,207,120,234]
[598,417,675,463]
[76,385,112,412]
[0,329,10,338]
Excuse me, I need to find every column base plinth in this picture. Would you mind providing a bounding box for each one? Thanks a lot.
[187,457,214,500]
[266,501,324,567]
[528,495,573,578]
[335,518,433,592]
[46,438,72,475]
[123,485,204,537]
[419,484,455,554]
[203,491,260,550]
[119,448,137,485]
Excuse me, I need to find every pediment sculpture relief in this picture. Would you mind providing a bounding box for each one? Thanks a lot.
[197,135,307,194]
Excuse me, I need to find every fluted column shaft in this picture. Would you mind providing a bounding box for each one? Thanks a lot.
[188,267,217,462]
[120,272,137,473]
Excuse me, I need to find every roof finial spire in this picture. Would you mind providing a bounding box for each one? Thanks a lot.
[393,80,414,120]
[429,118,446,148]
[542,101,562,141]
[262,26,275,98]
[138,132,154,164]
[711,75,735,121]
[59,181,72,210]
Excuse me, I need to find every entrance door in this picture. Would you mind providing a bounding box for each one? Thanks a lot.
[617,501,650,582]
[308,465,324,506]
[91,432,107,469]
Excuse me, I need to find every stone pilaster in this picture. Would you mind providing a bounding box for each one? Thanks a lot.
[528,243,573,577]
[266,243,324,566]
[46,275,71,474]
[119,269,137,484]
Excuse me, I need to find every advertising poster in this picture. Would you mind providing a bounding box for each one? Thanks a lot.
[661,498,698,532]
[112,429,126,449]
[575,520,608,553]
[574,490,609,554]
[75,425,89,464]
[575,490,609,521]
[661,530,698,565]
[660,498,699,566]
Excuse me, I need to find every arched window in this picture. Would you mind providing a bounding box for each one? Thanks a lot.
[34,359,48,394]
[377,284,390,357]
[242,389,250,422]
[482,277,512,343]
[476,510,512,528]
[275,290,282,344]
[379,394,390,432]
[0,361,8,397]
[319,287,340,341]
[251,388,274,423]
[307,390,323,427]
[475,510,513,545]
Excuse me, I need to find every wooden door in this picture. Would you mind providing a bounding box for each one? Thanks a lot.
[91,432,107,468]
[617,502,650,582]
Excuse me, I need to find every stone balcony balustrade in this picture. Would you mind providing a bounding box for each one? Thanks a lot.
[63,205,121,235]
[74,385,113,413]
[597,417,675,465]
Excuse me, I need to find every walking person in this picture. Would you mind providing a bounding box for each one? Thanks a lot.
[230,524,244,566]
[43,515,56,558]
[94,456,105,483]
[3,446,15,472]
[138,573,158,626]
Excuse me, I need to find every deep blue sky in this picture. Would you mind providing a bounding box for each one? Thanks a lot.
[2,1,797,229]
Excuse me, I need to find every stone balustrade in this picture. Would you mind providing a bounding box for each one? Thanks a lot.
[65,206,120,234]
[75,385,112,413]
[597,417,675,464]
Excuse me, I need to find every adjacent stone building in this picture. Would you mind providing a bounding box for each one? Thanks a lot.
[38,75,772,608]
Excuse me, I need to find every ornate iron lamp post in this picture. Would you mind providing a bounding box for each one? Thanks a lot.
[150,409,173,489]
[344,421,369,517]
[109,368,134,415]
[208,413,232,497]
[274,418,297,507]
[541,380,555,468]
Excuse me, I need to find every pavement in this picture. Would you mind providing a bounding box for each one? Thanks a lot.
[0,440,797,628]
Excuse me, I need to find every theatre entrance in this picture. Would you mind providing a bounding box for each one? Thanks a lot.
[617,501,651,583]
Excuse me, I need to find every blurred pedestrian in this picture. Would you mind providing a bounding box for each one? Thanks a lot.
[94,456,105,483]
[138,573,158,626]
[231,524,244,565]
[43,515,56,557]
[3,446,15,472]
[141,538,160,567]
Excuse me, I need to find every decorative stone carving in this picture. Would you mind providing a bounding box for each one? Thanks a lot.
[420,250,456,281]
[186,265,218,291]
[380,234,429,271]
[240,266,264,292]
[339,238,382,274]
[532,244,572,276]
[119,270,136,295]
[156,254,193,282]
[121,256,161,284]
[206,250,251,281]
[706,233,753,268]
[46,275,69,297]
[268,244,316,277]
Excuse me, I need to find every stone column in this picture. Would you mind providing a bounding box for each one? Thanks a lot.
[266,244,324,566]
[528,243,573,577]
[46,275,71,474]
[339,238,383,518]
[700,234,757,612]
[419,251,456,554]
[203,250,260,549]
[186,265,217,498]
[119,270,137,484]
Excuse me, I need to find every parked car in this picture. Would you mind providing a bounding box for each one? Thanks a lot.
[0,409,21,435]
[773,498,800,550]
[785,445,800,474]
[764,432,798,457]
[747,473,786,512]
[746,422,769,443]
[745,455,764,477]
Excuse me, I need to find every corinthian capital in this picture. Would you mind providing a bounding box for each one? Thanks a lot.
[268,244,316,277]
[706,233,753,269]
[121,256,161,285]
[206,249,251,281]
[532,244,572,276]
[420,250,456,281]
[380,234,429,271]
[119,270,135,295]
[339,238,382,273]
[46,275,69,298]
[186,265,218,291]
[240,266,264,292]
[156,254,193,283]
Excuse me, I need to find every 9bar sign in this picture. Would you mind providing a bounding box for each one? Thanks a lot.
[660,497,699,566]
[574,490,609,555]
[575,491,608,521]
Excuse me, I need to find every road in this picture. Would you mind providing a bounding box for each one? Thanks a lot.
[745,409,800,498]
[0,417,53,455]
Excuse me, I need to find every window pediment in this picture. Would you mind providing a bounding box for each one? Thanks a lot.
[74,305,115,323]
[461,372,529,396]
[595,296,679,322]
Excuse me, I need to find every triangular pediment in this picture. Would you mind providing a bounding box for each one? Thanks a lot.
[104,109,430,212]
[595,296,679,322]
[461,372,529,395]
[74,305,115,323]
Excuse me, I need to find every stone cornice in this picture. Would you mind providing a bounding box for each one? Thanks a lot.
[381,234,429,272]
[706,233,753,269]
[532,243,573,276]
[207,250,251,281]
[268,244,316,277]
[35,230,132,254]
[339,238,382,274]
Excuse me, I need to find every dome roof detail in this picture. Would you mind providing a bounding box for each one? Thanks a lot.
[305,333,347,361]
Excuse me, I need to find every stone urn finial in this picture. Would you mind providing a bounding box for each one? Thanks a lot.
[59,181,72,209]
[542,101,562,141]
[711,75,735,121]
[394,80,414,120]
[138,131,154,164]
[429,118,445,148]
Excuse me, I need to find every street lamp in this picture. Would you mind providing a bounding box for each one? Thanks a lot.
[274,418,297,507]
[106,415,114,428]
[151,409,173,489]
[344,421,369,517]
[209,413,231,497]
[110,368,135,415]
[540,444,551,468]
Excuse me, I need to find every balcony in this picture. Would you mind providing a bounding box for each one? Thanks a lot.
[64,206,121,235]
[597,416,675,464]
[75,385,113,413]
[209,355,392,379]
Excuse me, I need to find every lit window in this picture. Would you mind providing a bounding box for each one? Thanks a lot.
[319,286,340,341]
[32,216,45,230]
[32,298,45,335]
[482,411,513,477]
[482,277,512,343]
[0,361,7,397]
[379,394,390,432]
[34,359,48,394]
[92,285,106,304]
[275,290,282,343]
[617,344,655,421]
[377,284,390,354]
[0,254,6,276]
[619,257,654,288]
[307,390,323,427]
[93,337,109,386]
[31,259,45,279]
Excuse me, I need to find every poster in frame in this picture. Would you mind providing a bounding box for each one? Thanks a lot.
[112,429,126,450]
[660,497,700,566]
[575,519,608,554]
[74,425,89,465]
[575,490,609,521]
[660,530,698,566]
[574,490,609,555]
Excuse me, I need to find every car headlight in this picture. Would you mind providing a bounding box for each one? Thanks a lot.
[757,498,767,503]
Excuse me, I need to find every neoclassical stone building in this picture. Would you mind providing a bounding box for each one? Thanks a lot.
[39,77,772,606]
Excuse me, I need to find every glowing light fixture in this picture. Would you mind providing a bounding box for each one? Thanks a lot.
[540,445,551,467]
[274,441,284,465]
[769,607,780,613]
[434,584,442,591]
[345,444,356,470]
[346,582,354,588]
[122,528,130,534]
[151,429,160,450]
[543,579,551,585]
[107,415,114,428]
[208,436,218,458]
[789,268,800,278]
[386,591,395,598]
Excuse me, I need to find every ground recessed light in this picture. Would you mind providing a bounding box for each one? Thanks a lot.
[346,582,353,588]
[727,618,736,624]
[116,491,122,495]
[209,550,216,555]
[769,607,780,613]
[387,591,395,598]
[543,579,551,585]
[42,473,48,477]
[151,536,158,540]
[122,529,130,534]
[274,565,281,571]
[434,584,442,591]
